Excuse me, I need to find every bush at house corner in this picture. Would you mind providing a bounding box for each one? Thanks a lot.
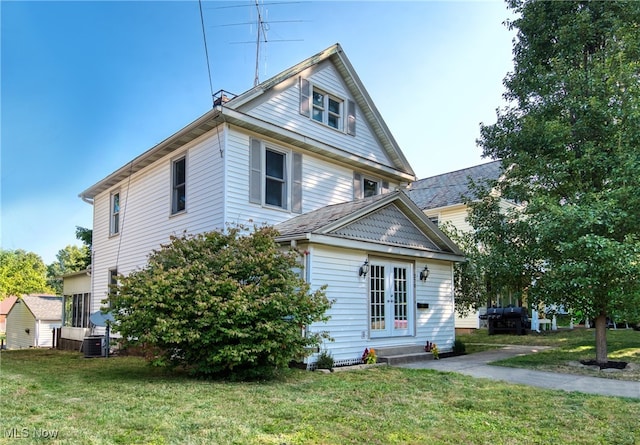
[110,225,332,380]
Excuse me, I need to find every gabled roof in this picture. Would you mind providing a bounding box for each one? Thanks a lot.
[0,296,18,316]
[12,295,62,321]
[407,160,502,210]
[275,191,464,261]
[80,43,414,201]
[226,44,414,177]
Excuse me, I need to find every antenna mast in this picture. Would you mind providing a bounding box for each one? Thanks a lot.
[216,1,303,86]
[254,1,268,86]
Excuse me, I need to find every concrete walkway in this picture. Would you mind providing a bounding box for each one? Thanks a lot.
[399,345,640,399]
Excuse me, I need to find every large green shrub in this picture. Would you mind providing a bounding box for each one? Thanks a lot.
[111,225,332,379]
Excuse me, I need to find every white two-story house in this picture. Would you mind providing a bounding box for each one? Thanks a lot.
[76,44,464,365]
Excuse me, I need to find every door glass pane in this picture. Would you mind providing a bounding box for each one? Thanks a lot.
[370,265,385,330]
[394,267,408,330]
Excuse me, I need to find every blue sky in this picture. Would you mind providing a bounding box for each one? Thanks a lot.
[1,1,515,264]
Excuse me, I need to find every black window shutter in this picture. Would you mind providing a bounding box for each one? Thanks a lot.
[299,78,310,117]
[382,181,389,194]
[353,172,363,200]
[292,152,303,213]
[249,138,262,204]
[347,100,356,136]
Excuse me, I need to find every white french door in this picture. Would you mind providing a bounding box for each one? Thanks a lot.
[369,260,414,338]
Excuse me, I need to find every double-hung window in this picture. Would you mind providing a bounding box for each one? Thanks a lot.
[265,149,287,208]
[312,89,342,130]
[249,138,302,213]
[300,77,356,135]
[172,156,186,214]
[110,192,120,236]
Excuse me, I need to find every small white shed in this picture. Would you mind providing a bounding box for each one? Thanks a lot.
[5,295,62,349]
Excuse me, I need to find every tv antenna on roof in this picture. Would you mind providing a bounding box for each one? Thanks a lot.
[214,1,304,86]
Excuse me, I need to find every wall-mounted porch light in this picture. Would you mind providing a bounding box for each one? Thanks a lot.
[419,265,430,281]
[359,259,370,277]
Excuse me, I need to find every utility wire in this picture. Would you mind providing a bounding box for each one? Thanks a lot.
[199,0,215,106]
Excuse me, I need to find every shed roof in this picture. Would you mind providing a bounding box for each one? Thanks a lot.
[17,295,62,321]
[407,161,502,210]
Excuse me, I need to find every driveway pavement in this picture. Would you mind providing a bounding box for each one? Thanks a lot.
[399,345,640,399]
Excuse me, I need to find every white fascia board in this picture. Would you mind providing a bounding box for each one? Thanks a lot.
[302,234,466,262]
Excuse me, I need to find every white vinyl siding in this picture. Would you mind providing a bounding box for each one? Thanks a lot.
[6,303,35,349]
[226,129,361,226]
[247,62,388,166]
[90,128,226,303]
[5,304,62,349]
[307,246,454,363]
[423,204,486,329]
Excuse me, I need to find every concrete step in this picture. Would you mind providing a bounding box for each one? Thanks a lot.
[375,345,435,365]
[378,351,435,365]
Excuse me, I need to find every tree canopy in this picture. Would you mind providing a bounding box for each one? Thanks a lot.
[478,0,640,362]
[0,249,52,299]
[47,244,91,294]
[110,225,332,379]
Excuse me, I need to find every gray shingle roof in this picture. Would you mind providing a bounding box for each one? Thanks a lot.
[407,161,502,210]
[275,192,392,237]
[20,295,62,321]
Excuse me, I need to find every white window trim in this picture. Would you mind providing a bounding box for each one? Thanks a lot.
[109,191,120,237]
[250,138,302,213]
[170,155,187,215]
[263,145,291,211]
[362,177,380,198]
[312,86,344,131]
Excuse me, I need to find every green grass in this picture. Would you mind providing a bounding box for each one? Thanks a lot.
[1,349,639,444]
[458,328,640,381]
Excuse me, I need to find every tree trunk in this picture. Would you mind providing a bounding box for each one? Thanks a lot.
[594,313,608,364]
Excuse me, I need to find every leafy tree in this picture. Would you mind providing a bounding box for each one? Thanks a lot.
[47,244,91,294]
[75,226,93,265]
[478,0,640,363]
[0,249,52,298]
[111,225,332,379]
[443,188,536,317]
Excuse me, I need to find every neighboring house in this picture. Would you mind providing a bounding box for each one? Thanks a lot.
[407,161,521,330]
[0,295,18,334]
[76,43,464,365]
[5,295,62,349]
[60,269,92,350]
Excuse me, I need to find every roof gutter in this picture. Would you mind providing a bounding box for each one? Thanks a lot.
[81,195,94,205]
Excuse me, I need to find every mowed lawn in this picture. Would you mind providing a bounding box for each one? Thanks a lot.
[1,342,639,445]
[458,327,640,381]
